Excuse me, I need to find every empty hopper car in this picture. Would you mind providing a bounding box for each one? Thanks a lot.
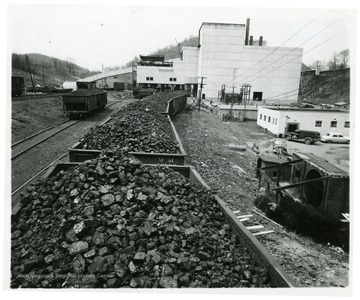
[63,81,107,119]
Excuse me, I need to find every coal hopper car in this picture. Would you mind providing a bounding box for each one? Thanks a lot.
[11,76,24,97]
[63,81,107,119]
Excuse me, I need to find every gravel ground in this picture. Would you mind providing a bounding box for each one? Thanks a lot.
[172,104,349,288]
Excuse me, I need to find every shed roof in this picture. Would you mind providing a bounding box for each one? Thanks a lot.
[258,153,288,164]
[63,89,106,97]
[140,55,165,62]
[294,152,349,177]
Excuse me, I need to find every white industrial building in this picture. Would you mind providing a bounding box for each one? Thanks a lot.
[257,106,350,137]
[137,20,303,104]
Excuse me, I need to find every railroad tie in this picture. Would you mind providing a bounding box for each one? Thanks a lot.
[236,214,253,219]
[246,225,264,231]
[253,230,275,236]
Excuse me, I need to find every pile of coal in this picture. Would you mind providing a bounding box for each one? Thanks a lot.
[11,151,270,288]
[80,91,185,153]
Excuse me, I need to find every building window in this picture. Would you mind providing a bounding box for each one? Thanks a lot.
[268,116,271,123]
[169,78,177,82]
[344,121,350,128]
[146,77,153,81]
[275,118,277,125]
[330,121,337,128]
[272,118,274,124]
[264,115,266,122]
[315,120,322,127]
[260,114,262,120]
[272,171,278,178]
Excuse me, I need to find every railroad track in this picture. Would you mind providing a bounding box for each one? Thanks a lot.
[11,120,82,160]
[11,101,122,196]
[11,151,69,197]
[11,102,119,160]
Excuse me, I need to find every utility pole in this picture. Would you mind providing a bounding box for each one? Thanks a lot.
[25,55,36,94]
[198,76,207,112]
[230,86,235,121]
[42,66,45,87]
[102,63,104,88]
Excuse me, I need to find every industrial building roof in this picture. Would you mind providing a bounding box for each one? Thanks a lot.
[140,55,165,62]
[200,22,245,29]
[79,67,132,83]
[258,153,288,164]
[294,153,349,177]
[63,89,106,97]
[263,107,349,113]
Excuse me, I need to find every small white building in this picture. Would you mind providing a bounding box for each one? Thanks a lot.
[257,107,350,137]
[62,81,77,91]
[137,20,303,104]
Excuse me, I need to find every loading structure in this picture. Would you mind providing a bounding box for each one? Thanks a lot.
[257,152,349,220]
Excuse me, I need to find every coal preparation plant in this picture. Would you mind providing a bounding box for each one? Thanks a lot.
[137,19,303,105]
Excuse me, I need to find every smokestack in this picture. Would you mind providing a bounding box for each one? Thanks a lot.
[259,36,263,46]
[245,18,250,45]
[249,36,253,46]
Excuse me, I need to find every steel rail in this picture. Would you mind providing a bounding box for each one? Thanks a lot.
[12,101,118,149]
[11,120,69,147]
[11,120,82,160]
[11,151,69,196]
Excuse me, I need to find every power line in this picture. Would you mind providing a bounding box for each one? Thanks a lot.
[224,19,315,86]
[234,20,339,86]
[262,61,348,102]
[248,30,345,84]
[263,89,300,101]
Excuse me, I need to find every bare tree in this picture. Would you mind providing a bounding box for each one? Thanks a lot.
[309,60,326,72]
[65,57,75,75]
[299,72,314,99]
[327,50,349,70]
[338,49,349,69]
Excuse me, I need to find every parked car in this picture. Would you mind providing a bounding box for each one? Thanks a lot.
[321,133,350,144]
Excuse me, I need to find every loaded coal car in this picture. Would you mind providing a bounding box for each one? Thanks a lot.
[62,81,107,119]
[113,81,125,91]
[11,76,24,97]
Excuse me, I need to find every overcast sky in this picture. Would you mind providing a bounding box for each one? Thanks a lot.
[7,2,357,72]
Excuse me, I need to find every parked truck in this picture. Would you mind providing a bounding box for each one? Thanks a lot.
[284,122,320,145]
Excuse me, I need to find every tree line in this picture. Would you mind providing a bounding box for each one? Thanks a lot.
[308,49,349,71]
[12,53,96,84]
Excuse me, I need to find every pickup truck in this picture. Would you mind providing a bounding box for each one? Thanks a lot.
[284,122,320,145]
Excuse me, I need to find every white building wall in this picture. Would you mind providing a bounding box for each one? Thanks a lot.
[235,47,303,105]
[137,47,199,85]
[257,107,350,136]
[198,23,245,99]
[137,22,303,103]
